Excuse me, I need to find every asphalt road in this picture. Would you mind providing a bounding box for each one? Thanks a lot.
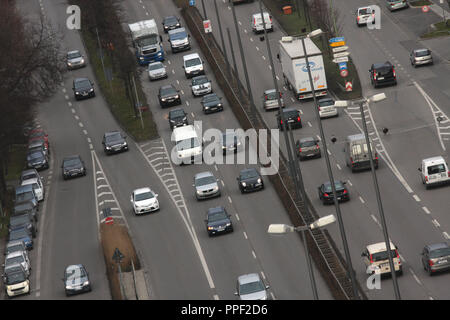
[12,0,335,300]
[197,0,450,299]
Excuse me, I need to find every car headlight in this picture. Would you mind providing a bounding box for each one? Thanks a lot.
[217,103,222,107]
[226,223,231,227]
[83,281,89,286]
[241,182,246,187]
[207,226,214,230]
[80,59,85,64]
[237,142,241,146]
[106,146,111,150]
[67,62,72,66]
[139,57,144,60]
[257,178,262,183]
[157,52,162,56]
[213,186,219,191]
[182,117,187,121]
[66,285,73,290]
[175,95,179,99]
[123,142,127,146]
[89,88,94,92]
[204,106,209,109]
[196,189,202,194]
[222,146,226,149]
[161,98,167,101]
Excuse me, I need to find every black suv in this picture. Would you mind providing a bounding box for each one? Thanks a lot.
[102,131,128,155]
[162,15,181,33]
[369,62,397,88]
[62,155,86,180]
[9,212,37,238]
[169,108,188,130]
[276,108,302,130]
[158,84,181,108]
[26,149,49,170]
[201,93,223,114]
[73,78,95,100]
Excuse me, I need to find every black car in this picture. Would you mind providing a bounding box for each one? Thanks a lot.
[205,206,233,237]
[9,213,37,238]
[62,155,86,180]
[221,132,240,154]
[237,168,264,193]
[13,202,38,222]
[169,108,188,130]
[318,180,349,205]
[28,140,49,157]
[72,78,95,100]
[201,93,223,114]
[26,149,49,170]
[277,108,302,130]
[162,15,181,33]
[369,62,397,88]
[421,242,450,276]
[63,264,91,296]
[158,84,181,108]
[102,131,128,155]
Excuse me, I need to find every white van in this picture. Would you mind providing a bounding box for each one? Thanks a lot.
[182,53,204,79]
[251,12,273,33]
[419,156,450,189]
[172,125,202,165]
[362,242,402,276]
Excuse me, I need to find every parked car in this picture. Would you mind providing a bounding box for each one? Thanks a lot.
[8,228,33,250]
[318,180,349,204]
[13,202,38,222]
[21,178,44,202]
[276,108,302,130]
[169,108,188,130]
[205,206,233,236]
[369,62,397,88]
[386,0,408,11]
[296,137,321,160]
[235,273,270,300]
[28,129,49,150]
[62,155,86,180]
[4,250,31,277]
[158,84,181,108]
[410,48,433,67]
[4,241,27,256]
[28,140,49,157]
[201,93,223,114]
[9,213,37,238]
[356,6,375,26]
[317,97,338,118]
[362,242,402,276]
[162,15,181,33]
[194,171,220,200]
[220,131,241,154]
[421,242,450,276]
[20,169,40,184]
[3,263,29,298]
[130,187,159,215]
[102,131,128,155]
[237,168,264,193]
[15,185,38,210]
[148,61,168,81]
[26,149,49,170]
[63,264,91,296]
[262,89,284,111]
[66,50,86,70]
[72,78,95,100]
[191,75,212,97]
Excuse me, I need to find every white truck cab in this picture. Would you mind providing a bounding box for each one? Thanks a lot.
[419,156,450,189]
[182,53,204,79]
[251,12,273,33]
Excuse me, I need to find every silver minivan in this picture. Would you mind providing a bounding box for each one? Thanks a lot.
[419,156,450,189]
[344,134,378,172]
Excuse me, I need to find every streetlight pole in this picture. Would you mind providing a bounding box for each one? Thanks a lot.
[200,0,207,20]
[300,35,360,299]
[358,99,401,300]
[213,0,230,77]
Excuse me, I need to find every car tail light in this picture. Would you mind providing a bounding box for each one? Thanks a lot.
[298,147,302,152]
[429,259,434,267]
[299,95,304,99]
[264,95,268,100]
[425,176,428,182]
[343,190,348,194]
[447,171,450,177]
[370,254,374,264]
[318,106,321,111]
[316,145,319,149]
[396,250,401,264]
[280,119,283,124]
[357,16,360,21]
[279,92,282,98]
[270,16,273,23]
[392,67,396,78]
[323,193,329,197]
[297,116,301,122]
[373,72,377,80]
[350,157,353,164]
[372,13,375,18]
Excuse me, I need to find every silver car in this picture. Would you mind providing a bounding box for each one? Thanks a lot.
[148,62,168,81]
[410,48,433,67]
[4,251,31,277]
[191,75,212,97]
[263,89,284,111]
[386,0,408,11]
[194,171,220,200]
[296,137,321,160]
[66,50,86,70]
[421,242,450,276]
[235,273,270,300]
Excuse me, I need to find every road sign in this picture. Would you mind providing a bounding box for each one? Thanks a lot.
[332,46,349,53]
[189,0,195,6]
[340,69,349,77]
[333,57,349,63]
[330,41,346,47]
[329,37,345,43]
[203,20,212,33]
[333,51,350,59]
[422,5,429,12]
[338,62,348,70]
[345,81,353,92]
[112,248,124,263]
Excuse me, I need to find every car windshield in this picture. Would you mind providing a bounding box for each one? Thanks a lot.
[105,133,123,143]
[415,50,430,57]
[6,256,24,266]
[265,91,279,100]
[75,79,91,89]
[192,77,209,86]
[185,58,201,67]
[203,95,219,103]
[10,230,28,241]
[240,280,265,295]
[164,16,178,25]
[161,87,177,96]
[176,138,200,150]
[375,66,392,76]
[319,99,334,107]
[27,152,43,160]
[241,170,258,180]
[7,244,24,254]
[135,192,154,202]
[208,211,227,222]
[29,131,45,139]
[323,181,344,192]
[170,110,185,118]
[195,176,216,187]
[283,110,299,118]
[359,8,371,15]
[148,63,164,71]
[68,51,81,59]
[11,215,29,226]
[66,266,86,280]
[428,164,446,175]
[137,34,158,46]
[371,250,397,262]
[64,158,81,167]
[300,140,316,147]
[16,192,33,203]
[429,247,450,258]
[170,30,187,40]
[6,271,27,285]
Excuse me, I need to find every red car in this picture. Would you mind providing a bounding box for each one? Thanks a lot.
[28,129,49,150]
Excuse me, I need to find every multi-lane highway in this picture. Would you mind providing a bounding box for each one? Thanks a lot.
[198,0,450,299]
[13,0,337,300]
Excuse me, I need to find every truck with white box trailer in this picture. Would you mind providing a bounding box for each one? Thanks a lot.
[279,36,327,100]
[128,19,164,65]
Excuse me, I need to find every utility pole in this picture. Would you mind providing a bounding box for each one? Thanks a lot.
[131,74,144,130]
[213,0,230,77]
[226,27,241,98]
[201,0,207,20]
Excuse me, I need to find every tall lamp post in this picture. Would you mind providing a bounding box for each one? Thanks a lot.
[300,29,360,299]
[335,93,402,300]
[268,214,337,300]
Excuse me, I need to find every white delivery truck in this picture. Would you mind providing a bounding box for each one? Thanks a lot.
[279,36,327,100]
[128,19,164,65]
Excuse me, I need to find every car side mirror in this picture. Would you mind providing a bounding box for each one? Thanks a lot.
[361,252,366,257]
[265,285,270,289]
[130,196,133,203]
[418,168,422,172]
[155,194,158,197]
[234,292,239,296]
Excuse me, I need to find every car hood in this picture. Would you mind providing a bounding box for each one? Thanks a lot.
[65,275,88,287]
[161,92,178,98]
[64,164,83,171]
[68,57,83,63]
[196,182,218,192]
[149,68,166,75]
[240,290,267,300]
[208,218,230,227]
[135,198,157,207]
[105,139,125,147]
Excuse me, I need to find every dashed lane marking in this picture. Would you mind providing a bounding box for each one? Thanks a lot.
[360,196,365,204]
[243,232,248,239]
[422,207,431,214]
[413,195,420,202]
[432,219,440,228]
[252,250,257,259]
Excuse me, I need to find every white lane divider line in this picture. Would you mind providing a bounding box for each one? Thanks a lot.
[336,164,341,170]
[327,149,331,155]
[413,195,420,202]
[432,219,440,228]
[260,271,266,280]
[410,269,422,285]
[235,214,240,221]
[213,294,219,300]
[83,130,88,135]
[299,109,303,115]
[271,292,276,300]
[307,121,312,127]
[250,37,254,42]
[256,46,259,51]
[243,231,248,239]
[347,180,352,186]
[228,196,232,203]
[220,180,225,187]
[186,101,190,106]
[262,55,266,60]
[64,95,69,100]
[71,108,76,114]
[443,232,450,239]
[276,75,279,81]
[79,122,84,127]
[214,165,218,171]
[422,207,431,214]
[360,196,365,204]
[252,250,257,259]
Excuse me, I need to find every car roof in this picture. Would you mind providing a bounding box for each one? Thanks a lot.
[104,131,121,137]
[6,251,25,259]
[426,242,449,251]
[358,6,372,12]
[168,27,186,35]
[21,169,38,177]
[238,273,261,285]
[195,171,214,180]
[252,12,270,18]
[372,62,392,69]
[21,178,39,186]
[63,155,82,161]
[282,107,298,113]
[264,89,276,94]
[7,240,26,248]
[169,108,186,115]
[164,15,178,21]
[207,206,225,215]
[16,184,33,192]
[192,75,208,81]
[161,84,175,90]
[299,137,316,143]
[240,168,258,175]
[28,140,44,148]
[203,93,218,99]
[414,48,429,53]
[74,77,89,82]
[318,97,334,103]
[68,50,80,55]
[366,242,396,253]
[422,156,445,165]
[133,187,152,195]
[65,264,85,273]
[183,53,200,60]
[148,61,163,66]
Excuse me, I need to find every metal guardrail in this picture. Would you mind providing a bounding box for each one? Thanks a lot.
[181,6,367,300]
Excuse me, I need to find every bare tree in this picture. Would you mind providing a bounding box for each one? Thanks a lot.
[309,0,343,38]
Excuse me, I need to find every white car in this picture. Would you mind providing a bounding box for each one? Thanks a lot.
[21,177,44,201]
[130,187,159,215]
[356,6,375,26]
[4,251,31,277]
[148,62,167,81]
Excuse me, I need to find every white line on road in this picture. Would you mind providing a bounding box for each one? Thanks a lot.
[413,195,420,202]
[79,122,84,127]
[176,79,179,85]
[262,55,266,60]
[327,149,331,155]
[87,137,91,143]
[191,112,195,118]
[238,21,242,26]
[250,37,253,42]
[213,294,219,300]
[68,102,72,107]
[316,135,321,141]
[221,180,225,187]
[422,207,431,214]
[432,219,440,228]
[360,196,365,204]
[252,250,257,259]
[443,232,450,239]
[228,196,232,203]
[337,164,341,170]
[410,268,422,285]
[83,130,88,135]
[299,109,303,115]
[71,108,76,114]
[235,214,240,221]
[307,121,312,127]
[186,101,190,106]
[214,165,218,171]
[271,292,275,300]
[243,232,248,239]
[276,75,279,80]
[64,95,69,100]
[255,46,259,51]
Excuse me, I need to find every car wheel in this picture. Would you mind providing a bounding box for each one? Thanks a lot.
[428,267,433,276]
[240,187,244,194]
[317,152,322,158]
